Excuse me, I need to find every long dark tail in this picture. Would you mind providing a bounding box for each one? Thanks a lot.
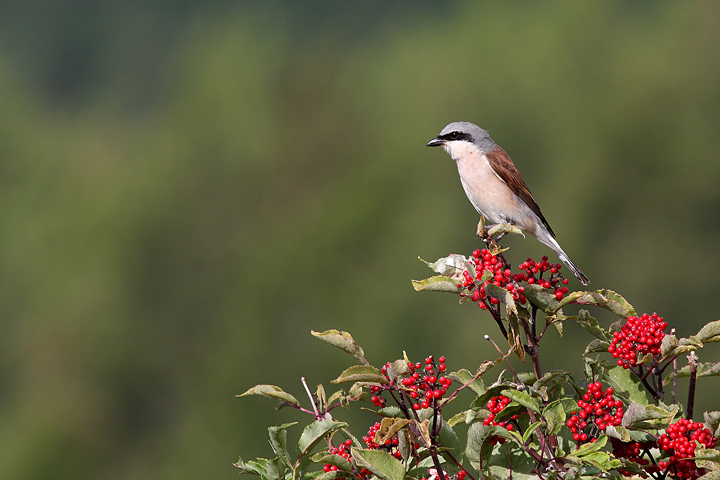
[537,230,590,286]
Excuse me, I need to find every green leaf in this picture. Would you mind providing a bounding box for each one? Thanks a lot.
[310,452,354,473]
[705,411,720,438]
[485,282,518,317]
[419,254,472,276]
[500,388,541,413]
[437,418,460,453]
[522,283,560,314]
[238,385,301,406]
[533,370,572,390]
[384,359,411,383]
[694,447,720,464]
[351,448,405,480]
[557,290,636,317]
[660,334,702,362]
[411,275,462,293]
[675,362,720,378]
[522,421,542,443]
[484,444,539,480]
[332,365,386,384]
[314,471,353,480]
[363,406,404,418]
[465,423,519,470]
[487,222,525,238]
[268,423,297,468]
[603,365,651,406]
[448,369,486,396]
[311,330,369,365]
[297,419,348,458]
[696,320,720,343]
[622,402,678,430]
[374,417,410,445]
[575,310,610,342]
[584,338,610,355]
[543,400,568,435]
[234,457,271,477]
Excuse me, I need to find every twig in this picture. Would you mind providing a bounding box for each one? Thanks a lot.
[301,377,320,417]
[485,335,523,388]
[686,352,698,420]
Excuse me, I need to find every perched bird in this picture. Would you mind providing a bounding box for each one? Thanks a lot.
[427,121,589,285]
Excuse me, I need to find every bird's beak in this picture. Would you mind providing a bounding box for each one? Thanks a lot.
[427,137,444,147]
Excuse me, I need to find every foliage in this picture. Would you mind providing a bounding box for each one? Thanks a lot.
[239,226,720,479]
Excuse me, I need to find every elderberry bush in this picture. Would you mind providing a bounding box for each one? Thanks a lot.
[237,224,720,480]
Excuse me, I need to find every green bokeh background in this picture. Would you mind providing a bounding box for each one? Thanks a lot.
[1,1,719,478]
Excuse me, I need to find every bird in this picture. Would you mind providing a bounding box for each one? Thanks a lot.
[427,121,589,285]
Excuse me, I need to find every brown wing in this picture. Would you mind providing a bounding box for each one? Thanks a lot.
[485,148,555,237]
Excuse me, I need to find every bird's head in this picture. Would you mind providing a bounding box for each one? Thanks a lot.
[427,122,495,159]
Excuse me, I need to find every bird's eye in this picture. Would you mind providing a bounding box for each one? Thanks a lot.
[449,131,460,140]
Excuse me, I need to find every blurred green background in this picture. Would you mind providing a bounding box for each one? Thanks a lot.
[1,1,719,478]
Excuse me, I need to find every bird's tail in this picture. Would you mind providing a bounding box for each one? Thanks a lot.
[536,230,590,286]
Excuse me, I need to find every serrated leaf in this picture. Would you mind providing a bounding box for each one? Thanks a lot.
[310,452,354,473]
[363,405,404,418]
[543,400,568,435]
[604,425,631,442]
[374,418,410,445]
[297,419,348,458]
[351,448,405,480]
[705,411,720,437]
[269,423,297,467]
[522,283,560,314]
[238,385,301,406]
[485,283,518,318]
[487,222,525,238]
[385,359,410,382]
[523,421,543,443]
[448,369,486,396]
[311,330,369,365]
[501,388,541,413]
[332,365,386,384]
[603,365,651,406]
[419,254,472,276]
[437,418,460,453]
[411,275,462,293]
[234,457,270,477]
[557,290,636,317]
[575,310,610,342]
[327,389,344,407]
[533,370,572,390]
[676,362,720,378]
[622,402,678,429]
[483,443,538,480]
[697,320,720,343]
[465,423,519,470]
[584,338,610,355]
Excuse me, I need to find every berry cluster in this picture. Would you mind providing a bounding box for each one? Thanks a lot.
[362,422,403,457]
[458,250,570,310]
[566,382,624,443]
[608,313,667,369]
[516,257,569,300]
[609,438,655,476]
[323,439,371,478]
[369,356,451,411]
[399,356,452,410]
[657,418,716,479]
[459,249,523,309]
[482,395,520,444]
